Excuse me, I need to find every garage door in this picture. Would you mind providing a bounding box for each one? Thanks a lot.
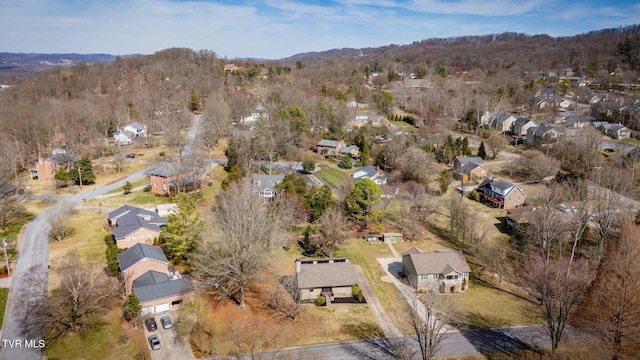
[155,303,170,313]
[141,306,154,316]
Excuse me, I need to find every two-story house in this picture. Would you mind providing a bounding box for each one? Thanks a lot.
[118,243,192,315]
[108,205,166,249]
[402,247,471,293]
[476,178,526,209]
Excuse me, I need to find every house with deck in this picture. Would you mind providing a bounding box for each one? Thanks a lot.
[317,140,345,157]
[476,178,525,209]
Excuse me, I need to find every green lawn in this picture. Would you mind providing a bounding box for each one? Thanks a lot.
[0,288,8,329]
[317,167,350,188]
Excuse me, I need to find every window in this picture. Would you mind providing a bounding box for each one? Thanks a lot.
[421,274,427,280]
[446,274,459,280]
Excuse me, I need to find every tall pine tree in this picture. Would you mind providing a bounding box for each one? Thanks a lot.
[478,141,487,160]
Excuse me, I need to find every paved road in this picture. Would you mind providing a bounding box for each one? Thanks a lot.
[0,169,150,360]
[237,324,552,359]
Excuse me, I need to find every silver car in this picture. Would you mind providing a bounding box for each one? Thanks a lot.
[148,335,161,350]
[160,315,172,329]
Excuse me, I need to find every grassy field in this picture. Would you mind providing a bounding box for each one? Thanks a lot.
[0,288,8,330]
[317,166,350,188]
[45,305,148,360]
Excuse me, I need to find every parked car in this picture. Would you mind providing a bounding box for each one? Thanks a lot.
[160,315,172,329]
[148,335,161,350]
[145,317,158,332]
[125,153,135,158]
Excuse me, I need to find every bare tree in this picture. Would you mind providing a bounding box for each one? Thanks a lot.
[396,147,437,184]
[193,184,282,309]
[485,134,508,159]
[315,206,346,258]
[590,187,624,262]
[575,224,640,359]
[523,255,593,355]
[0,189,26,230]
[513,150,559,183]
[31,253,116,341]
[525,189,568,262]
[48,202,74,242]
[406,288,457,360]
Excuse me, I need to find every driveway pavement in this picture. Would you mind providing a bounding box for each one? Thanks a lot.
[352,265,400,338]
[145,312,194,360]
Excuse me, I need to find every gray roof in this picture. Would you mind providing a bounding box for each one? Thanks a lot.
[478,178,518,193]
[46,153,77,165]
[405,250,471,275]
[318,139,341,148]
[0,183,17,196]
[108,205,165,240]
[297,259,356,289]
[133,270,170,288]
[150,162,205,178]
[245,174,285,193]
[340,145,360,154]
[118,243,168,272]
[133,273,193,303]
[352,165,379,180]
[456,157,483,166]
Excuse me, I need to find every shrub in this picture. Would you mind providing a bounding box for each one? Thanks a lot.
[352,285,364,302]
[439,282,445,293]
[316,295,326,306]
[462,277,467,291]
[159,151,166,157]
[450,285,456,293]
[469,190,480,202]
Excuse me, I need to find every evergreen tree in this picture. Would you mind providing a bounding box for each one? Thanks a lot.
[276,173,307,195]
[123,294,141,322]
[354,135,370,166]
[224,137,238,171]
[105,244,123,276]
[462,137,471,156]
[160,193,202,263]
[189,88,200,112]
[54,168,71,188]
[344,178,383,227]
[123,181,132,195]
[478,141,487,160]
[338,154,353,169]
[305,185,333,222]
[438,169,453,194]
[70,156,96,185]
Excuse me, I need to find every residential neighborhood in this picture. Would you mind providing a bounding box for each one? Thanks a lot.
[1,21,640,360]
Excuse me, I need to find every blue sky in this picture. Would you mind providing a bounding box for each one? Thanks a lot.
[2,0,639,59]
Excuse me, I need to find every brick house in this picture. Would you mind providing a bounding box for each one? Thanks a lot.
[118,243,192,315]
[476,178,526,209]
[452,157,488,181]
[296,258,356,303]
[31,153,78,181]
[107,205,165,249]
[149,162,206,197]
[402,247,470,293]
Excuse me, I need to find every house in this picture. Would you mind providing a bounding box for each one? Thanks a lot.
[381,185,399,199]
[31,153,78,181]
[339,145,360,158]
[245,174,285,199]
[382,232,403,243]
[241,106,268,123]
[108,205,166,249]
[476,178,526,209]
[352,165,387,185]
[118,243,192,315]
[452,157,488,181]
[505,206,535,233]
[296,258,357,303]
[402,247,471,293]
[526,125,566,146]
[603,124,631,140]
[113,122,146,144]
[512,117,538,137]
[317,139,345,156]
[149,162,207,197]
[119,243,170,293]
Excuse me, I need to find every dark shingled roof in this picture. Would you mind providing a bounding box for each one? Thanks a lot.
[405,250,471,275]
[133,271,171,288]
[133,274,193,303]
[317,139,341,148]
[46,153,77,165]
[297,259,356,289]
[108,205,165,240]
[118,243,168,272]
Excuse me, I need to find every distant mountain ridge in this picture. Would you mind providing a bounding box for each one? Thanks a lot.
[0,53,124,83]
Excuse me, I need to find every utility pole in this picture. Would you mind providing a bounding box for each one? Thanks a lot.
[77,165,83,190]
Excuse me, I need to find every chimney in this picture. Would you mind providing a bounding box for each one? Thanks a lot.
[295,258,301,273]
